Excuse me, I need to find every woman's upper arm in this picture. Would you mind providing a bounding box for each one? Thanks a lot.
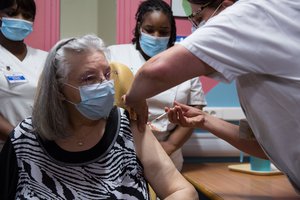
[131,123,197,199]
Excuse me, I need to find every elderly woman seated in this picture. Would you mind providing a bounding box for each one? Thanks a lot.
[0,34,198,200]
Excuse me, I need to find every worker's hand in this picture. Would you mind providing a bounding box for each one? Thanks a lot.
[166,101,205,128]
[122,95,148,132]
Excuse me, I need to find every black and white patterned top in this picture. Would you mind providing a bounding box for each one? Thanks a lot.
[0,107,149,200]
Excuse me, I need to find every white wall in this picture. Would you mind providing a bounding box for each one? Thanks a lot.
[60,0,116,45]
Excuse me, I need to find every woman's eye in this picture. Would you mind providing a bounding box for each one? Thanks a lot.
[6,10,16,16]
[22,13,34,21]
[145,30,154,34]
[159,31,170,37]
[142,27,154,34]
[82,75,97,85]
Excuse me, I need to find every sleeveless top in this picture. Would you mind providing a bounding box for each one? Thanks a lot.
[2,107,149,199]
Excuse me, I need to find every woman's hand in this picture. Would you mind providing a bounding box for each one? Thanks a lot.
[122,95,148,132]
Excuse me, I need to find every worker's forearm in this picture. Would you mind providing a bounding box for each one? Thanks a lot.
[126,58,173,105]
[126,45,208,105]
[203,115,268,159]
[166,126,194,151]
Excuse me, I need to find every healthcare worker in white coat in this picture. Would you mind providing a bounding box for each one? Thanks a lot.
[0,0,48,151]
[109,0,206,171]
[125,0,300,192]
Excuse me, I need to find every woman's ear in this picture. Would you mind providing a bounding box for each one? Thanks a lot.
[222,0,235,8]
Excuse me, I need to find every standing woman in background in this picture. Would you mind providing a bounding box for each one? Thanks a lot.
[0,0,48,151]
[109,0,206,171]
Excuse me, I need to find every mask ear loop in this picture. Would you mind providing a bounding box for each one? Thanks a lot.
[64,98,77,106]
[207,2,223,22]
[63,82,79,90]
[61,83,79,105]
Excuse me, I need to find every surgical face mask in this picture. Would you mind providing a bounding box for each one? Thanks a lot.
[0,17,33,41]
[64,80,115,120]
[139,32,169,57]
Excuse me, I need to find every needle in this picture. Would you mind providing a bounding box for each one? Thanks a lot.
[151,112,167,122]
[150,86,179,123]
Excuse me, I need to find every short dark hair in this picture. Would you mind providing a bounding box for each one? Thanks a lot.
[132,0,176,50]
[0,0,36,20]
[187,0,237,7]
[187,0,217,5]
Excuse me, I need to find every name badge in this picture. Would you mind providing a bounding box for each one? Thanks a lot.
[5,73,28,84]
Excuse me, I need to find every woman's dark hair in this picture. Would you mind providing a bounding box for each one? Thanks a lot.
[188,0,214,4]
[132,0,176,49]
[187,0,236,8]
[0,0,36,20]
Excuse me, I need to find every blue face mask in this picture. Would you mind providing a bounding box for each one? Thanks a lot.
[0,17,33,41]
[139,32,169,57]
[65,80,115,120]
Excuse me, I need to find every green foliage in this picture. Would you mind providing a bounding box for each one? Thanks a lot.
[182,0,192,16]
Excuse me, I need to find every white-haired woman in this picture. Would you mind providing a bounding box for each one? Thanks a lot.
[0,34,198,200]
